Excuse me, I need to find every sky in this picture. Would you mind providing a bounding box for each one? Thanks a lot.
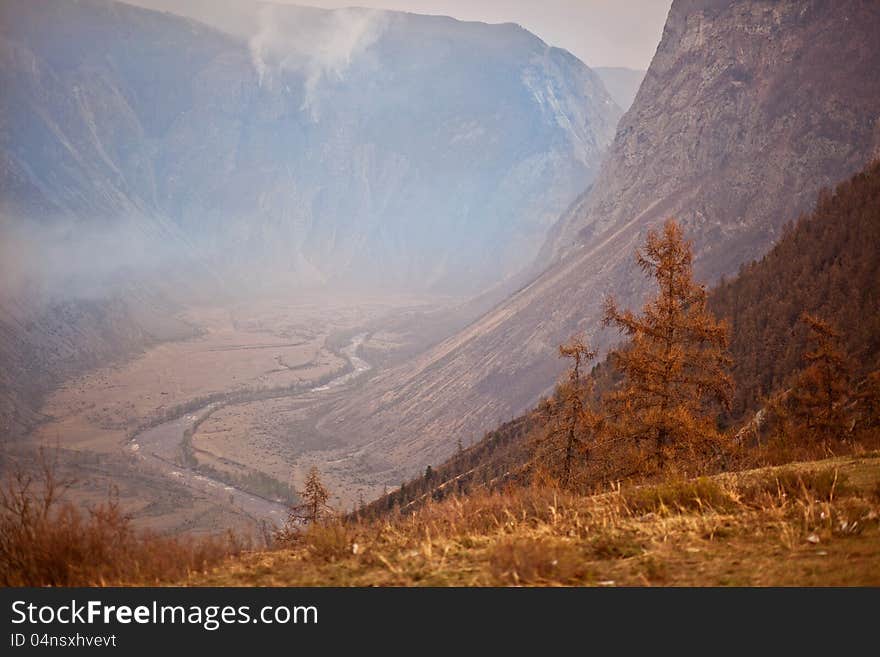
[127,0,672,70]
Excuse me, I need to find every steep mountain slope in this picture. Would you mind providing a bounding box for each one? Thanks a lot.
[593,67,645,112]
[365,159,880,511]
[546,0,880,266]
[0,0,620,293]
[322,0,880,483]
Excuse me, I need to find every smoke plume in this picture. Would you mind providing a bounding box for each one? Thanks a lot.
[249,5,388,119]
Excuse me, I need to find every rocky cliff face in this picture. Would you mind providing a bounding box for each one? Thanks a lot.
[546,0,880,271]
[322,0,880,481]
[0,0,620,294]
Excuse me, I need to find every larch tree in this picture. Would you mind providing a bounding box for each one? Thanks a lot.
[290,466,332,526]
[786,313,852,442]
[602,218,733,473]
[856,370,880,430]
[532,333,597,488]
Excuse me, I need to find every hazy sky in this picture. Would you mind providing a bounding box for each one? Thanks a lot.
[127,1,672,70]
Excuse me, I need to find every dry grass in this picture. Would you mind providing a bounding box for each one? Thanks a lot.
[489,537,593,585]
[622,477,736,515]
[5,450,879,587]
[0,451,245,586]
[189,453,880,587]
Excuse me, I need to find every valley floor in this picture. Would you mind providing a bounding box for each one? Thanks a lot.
[187,453,880,586]
[16,293,459,534]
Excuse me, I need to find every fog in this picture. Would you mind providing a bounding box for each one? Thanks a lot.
[0,215,195,304]
[0,0,625,309]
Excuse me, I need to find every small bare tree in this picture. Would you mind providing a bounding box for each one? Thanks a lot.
[288,466,332,526]
[532,333,597,488]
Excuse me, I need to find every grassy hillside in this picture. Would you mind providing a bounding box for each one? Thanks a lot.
[4,450,877,586]
[190,454,880,586]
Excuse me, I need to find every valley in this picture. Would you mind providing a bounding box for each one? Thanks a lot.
[21,293,460,531]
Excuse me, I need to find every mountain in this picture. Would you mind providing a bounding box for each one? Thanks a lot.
[593,67,645,112]
[320,0,880,484]
[0,0,620,293]
[0,0,620,436]
[364,158,880,513]
[545,0,880,266]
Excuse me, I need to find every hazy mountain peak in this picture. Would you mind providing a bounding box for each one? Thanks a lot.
[1,0,620,297]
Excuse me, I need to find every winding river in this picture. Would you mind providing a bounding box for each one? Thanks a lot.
[128,334,372,523]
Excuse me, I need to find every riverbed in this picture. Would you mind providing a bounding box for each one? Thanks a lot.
[129,334,372,523]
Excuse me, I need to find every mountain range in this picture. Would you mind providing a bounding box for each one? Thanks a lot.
[0,0,621,436]
[3,0,879,506]
[0,0,620,293]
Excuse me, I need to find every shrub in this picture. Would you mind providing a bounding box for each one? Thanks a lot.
[302,522,357,563]
[0,451,242,586]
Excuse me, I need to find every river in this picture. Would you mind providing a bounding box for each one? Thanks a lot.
[128,334,372,524]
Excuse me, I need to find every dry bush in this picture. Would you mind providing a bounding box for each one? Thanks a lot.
[0,451,244,586]
[272,508,361,564]
[301,521,358,563]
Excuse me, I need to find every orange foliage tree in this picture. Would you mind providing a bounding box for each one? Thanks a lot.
[602,219,733,474]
